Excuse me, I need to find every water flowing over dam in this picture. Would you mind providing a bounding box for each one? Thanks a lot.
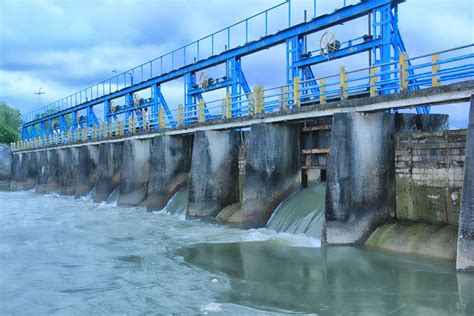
[267,183,325,240]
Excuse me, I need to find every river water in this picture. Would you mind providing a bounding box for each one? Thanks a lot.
[1,190,473,315]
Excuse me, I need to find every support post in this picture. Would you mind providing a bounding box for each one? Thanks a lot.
[432,54,440,87]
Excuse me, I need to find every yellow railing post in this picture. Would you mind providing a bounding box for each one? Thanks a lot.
[399,52,408,90]
[224,93,232,119]
[293,77,301,107]
[178,104,183,127]
[248,91,255,115]
[198,99,205,123]
[280,86,289,111]
[432,54,440,87]
[319,79,327,104]
[256,86,265,113]
[370,67,379,97]
[340,66,348,99]
[119,121,125,136]
[159,108,165,129]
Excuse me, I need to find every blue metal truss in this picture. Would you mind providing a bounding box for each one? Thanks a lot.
[22,0,421,140]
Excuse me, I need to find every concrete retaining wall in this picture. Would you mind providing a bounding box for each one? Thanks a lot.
[0,144,12,190]
[395,130,466,225]
[147,135,193,212]
[457,96,474,272]
[118,139,150,206]
[94,142,123,203]
[241,123,301,228]
[324,112,395,245]
[75,145,99,198]
[187,130,240,218]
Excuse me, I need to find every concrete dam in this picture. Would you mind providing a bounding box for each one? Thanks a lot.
[2,100,474,272]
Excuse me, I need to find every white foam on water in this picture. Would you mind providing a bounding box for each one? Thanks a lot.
[200,302,222,313]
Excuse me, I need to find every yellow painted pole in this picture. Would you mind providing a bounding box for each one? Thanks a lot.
[293,77,301,107]
[432,54,440,87]
[225,93,232,119]
[399,52,408,90]
[248,91,255,115]
[178,104,183,127]
[369,67,378,97]
[319,79,326,104]
[159,108,165,129]
[198,99,205,123]
[280,86,289,111]
[258,86,265,113]
[340,66,348,100]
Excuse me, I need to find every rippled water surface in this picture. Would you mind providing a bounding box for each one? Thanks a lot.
[1,191,473,315]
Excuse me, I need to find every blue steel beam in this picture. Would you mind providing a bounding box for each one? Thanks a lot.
[24,0,394,130]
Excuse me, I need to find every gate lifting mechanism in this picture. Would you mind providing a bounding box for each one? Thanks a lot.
[21,0,445,142]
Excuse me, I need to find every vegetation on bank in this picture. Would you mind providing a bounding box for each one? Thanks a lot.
[0,102,21,143]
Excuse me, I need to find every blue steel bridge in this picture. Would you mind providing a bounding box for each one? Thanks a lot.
[14,0,474,151]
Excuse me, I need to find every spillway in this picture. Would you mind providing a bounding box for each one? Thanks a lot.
[267,183,326,239]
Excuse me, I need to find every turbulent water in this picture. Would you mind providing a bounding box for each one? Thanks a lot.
[267,183,326,240]
[1,190,473,315]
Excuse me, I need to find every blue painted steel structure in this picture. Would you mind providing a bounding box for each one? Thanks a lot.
[21,0,458,141]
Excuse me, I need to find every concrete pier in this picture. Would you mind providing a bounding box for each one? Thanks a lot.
[18,152,38,190]
[59,147,79,195]
[147,135,193,212]
[75,145,99,198]
[324,112,395,245]
[94,142,123,202]
[36,150,49,193]
[0,144,12,190]
[118,139,150,206]
[9,153,20,190]
[46,149,61,193]
[457,95,474,271]
[187,130,240,218]
[241,123,301,228]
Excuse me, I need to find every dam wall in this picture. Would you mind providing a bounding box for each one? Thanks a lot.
[147,135,193,212]
[241,123,301,228]
[187,130,240,218]
[323,112,395,245]
[6,108,472,270]
[457,96,474,271]
[36,150,49,193]
[0,144,12,190]
[75,145,100,198]
[59,147,79,196]
[117,139,150,206]
[94,142,123,202]
[395,129,466,225]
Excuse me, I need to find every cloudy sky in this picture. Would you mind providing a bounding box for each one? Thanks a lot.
[0,0,472,127]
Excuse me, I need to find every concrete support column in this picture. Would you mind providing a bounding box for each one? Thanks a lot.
[241,123,301,228]
[457,95,474,272]
[147,135,193,212]
[75,145,99,198]
[118,139,150,206]
[36,150,49,193]
[9,153,20,190]
[0,144,12,190]
[46,149,60,193]
[59,147,79,196]
[187,130,239,218]
[323,112,395,245]
[18,152,38,190]
[94,142,123,203]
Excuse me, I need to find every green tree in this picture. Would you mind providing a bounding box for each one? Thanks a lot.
[0,102,21,132]
[0,124,19,143]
